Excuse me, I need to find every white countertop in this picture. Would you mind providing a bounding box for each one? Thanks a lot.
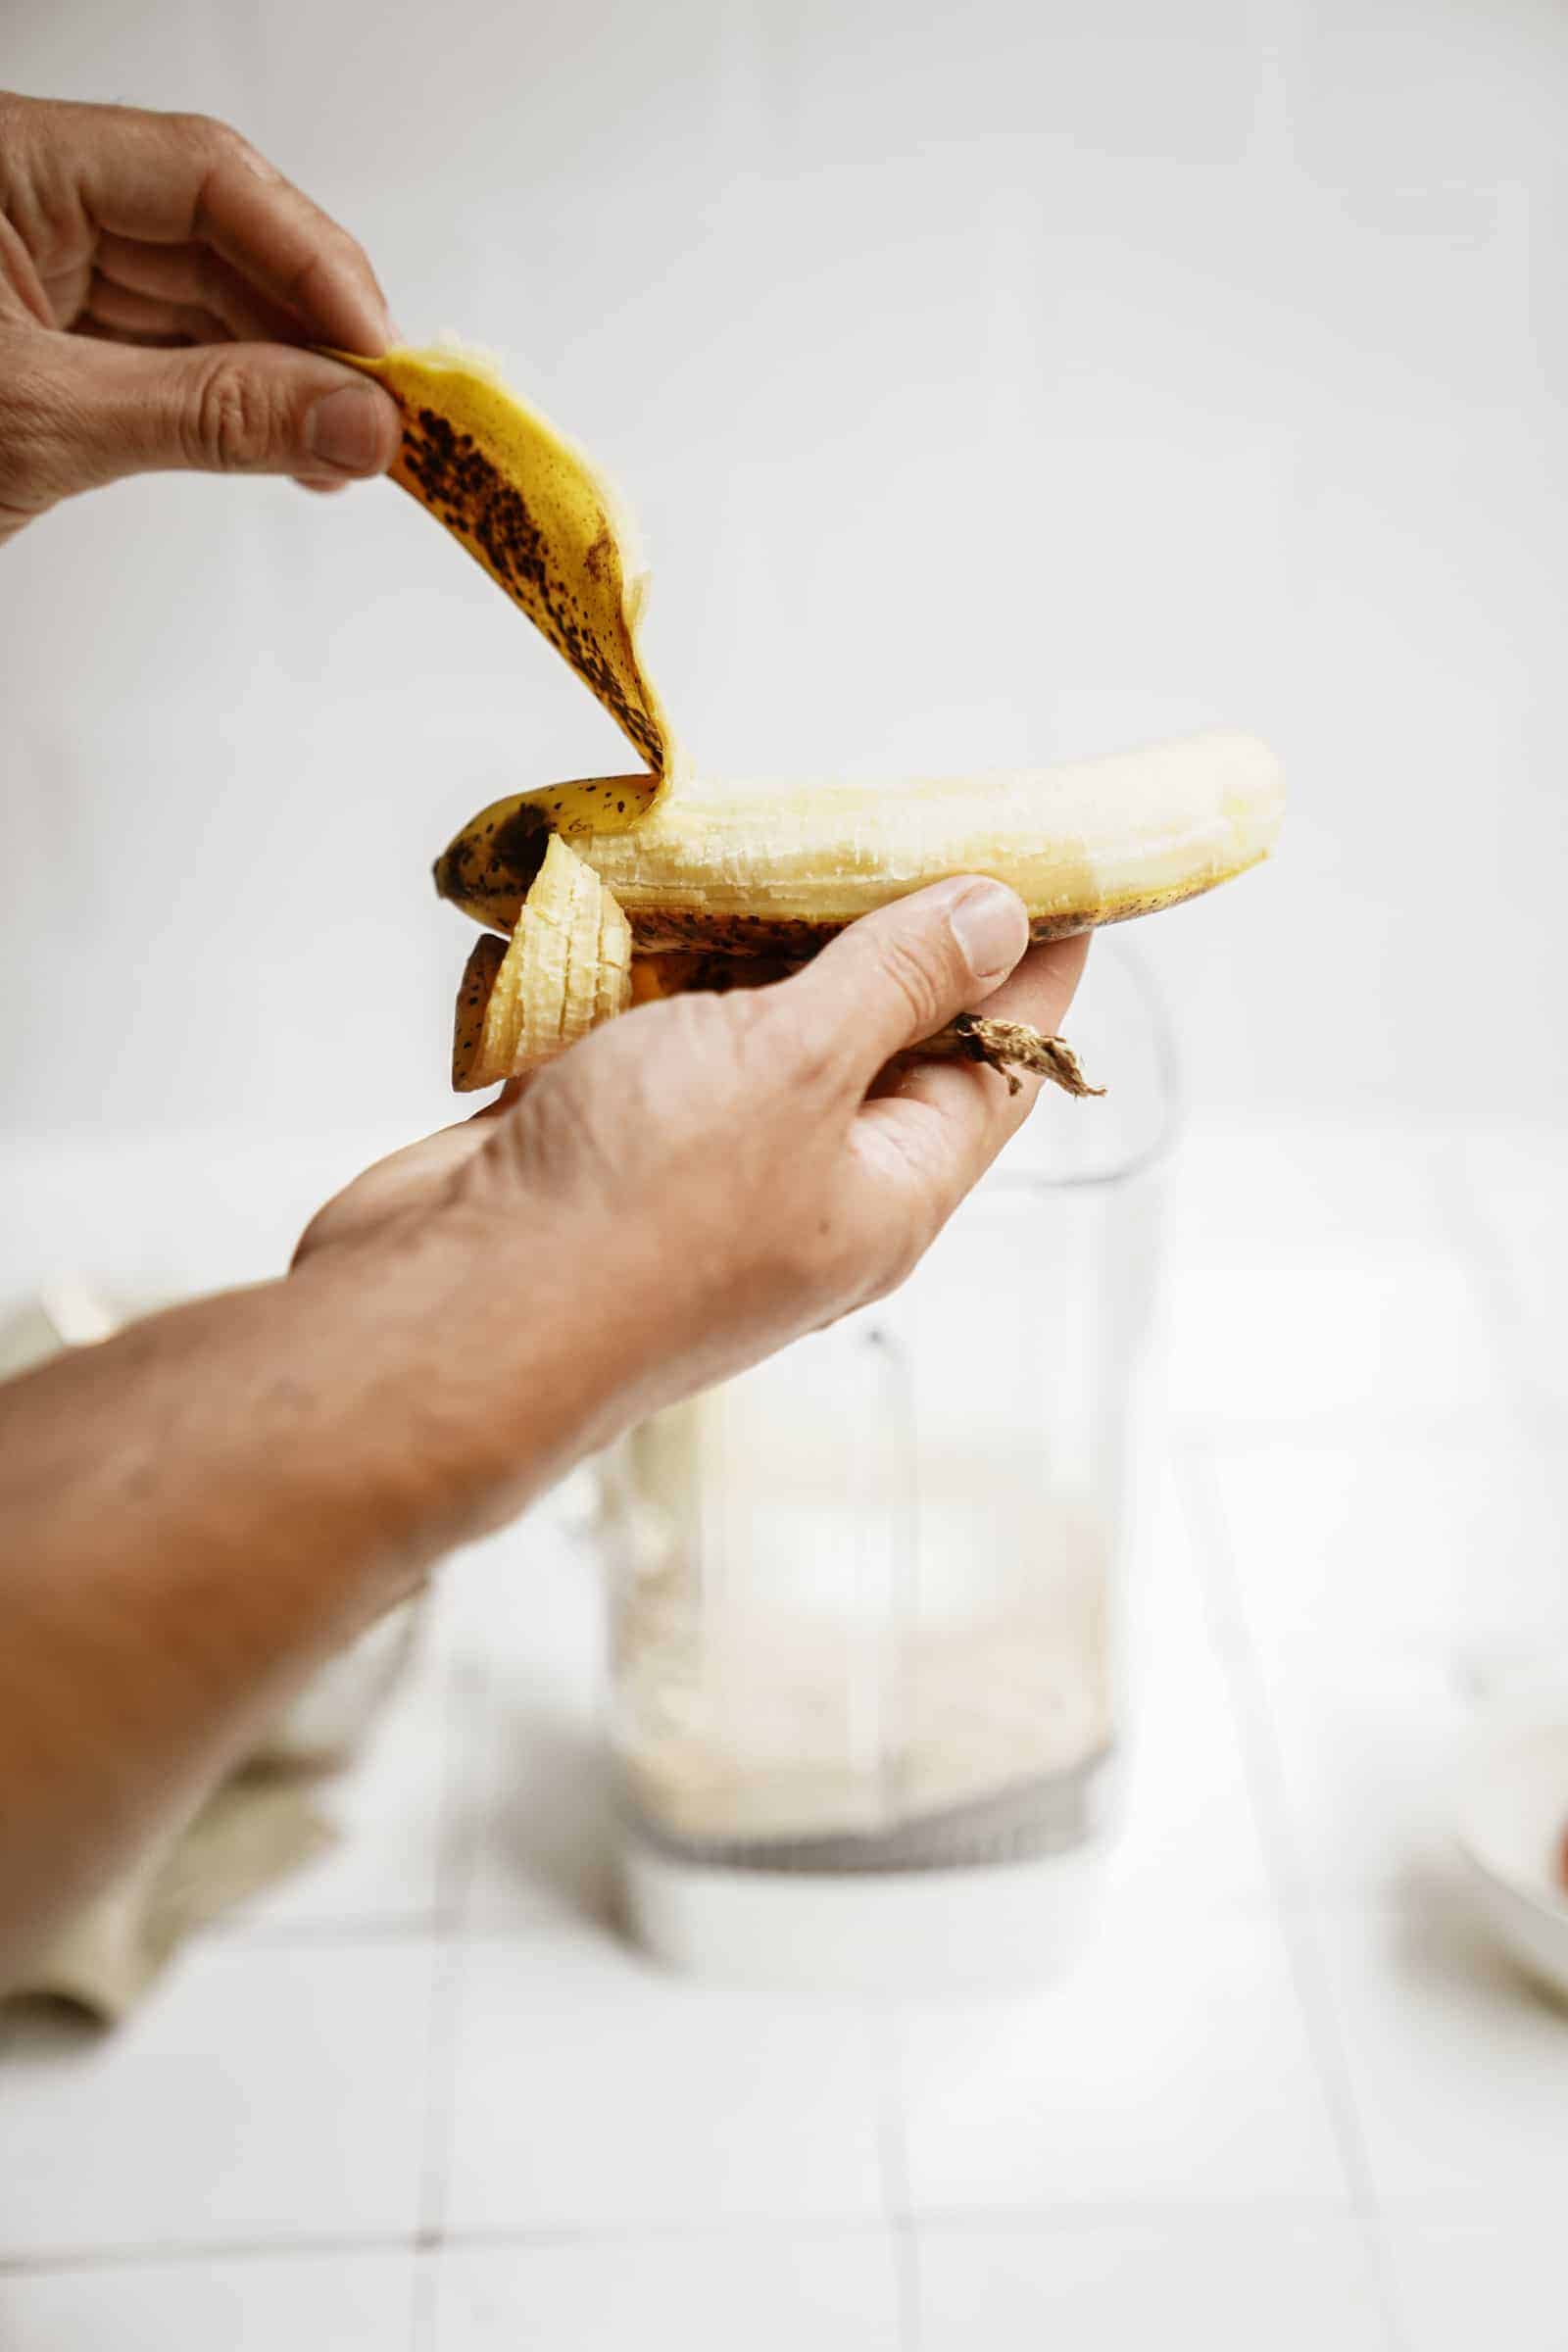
[1,1117,1565,2350]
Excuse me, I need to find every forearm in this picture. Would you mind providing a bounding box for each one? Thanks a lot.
[0,1215,620,1971]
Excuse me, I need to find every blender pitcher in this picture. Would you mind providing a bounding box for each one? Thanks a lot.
[597,942,1177,1986]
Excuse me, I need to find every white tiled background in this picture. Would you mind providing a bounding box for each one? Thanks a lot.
[2,0,1566,1145]
[2,1116,1565,2352]
[4,0,1567,2341]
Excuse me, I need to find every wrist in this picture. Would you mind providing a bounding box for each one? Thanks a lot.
[286,1200,647,1554]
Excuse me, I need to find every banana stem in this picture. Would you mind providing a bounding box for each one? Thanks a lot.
[919,1016,1104,1100]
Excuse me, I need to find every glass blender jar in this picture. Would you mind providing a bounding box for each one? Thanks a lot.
[597,941,1177,1986]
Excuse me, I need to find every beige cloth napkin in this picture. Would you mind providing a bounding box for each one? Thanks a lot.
[0,1601,422,2022]
[7,1774,335,2021]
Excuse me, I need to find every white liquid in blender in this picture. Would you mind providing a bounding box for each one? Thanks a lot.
[611,1466,1113,1849]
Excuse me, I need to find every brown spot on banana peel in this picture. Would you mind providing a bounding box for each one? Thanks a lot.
[326,347,677,778]
[433,780,661,933]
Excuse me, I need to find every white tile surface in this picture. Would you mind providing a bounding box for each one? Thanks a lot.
[0,2252,416,2351]
[914,2220,1393,2351]
[221,1634,455,1937]
[1166,1123,1463,1269]
[442,1936,887,2231]
[1380,2221,1568,2352]
[455,1677,618,1936]
[1315,1900,1568,2211]
[1202,1430,1568,1896]
[894,1909,1350,2216]
[1459,1127,1568,1416]
[429,2233,903,2350]
[1164,1257,1509,1435]
[1108,1455,1271,1905]
[5,1102,1568,2341]
[1245,1646,1474,1897]
[0,1942,436,2259]
[433,1522,617,1936]
[1205,1436,1568,1657]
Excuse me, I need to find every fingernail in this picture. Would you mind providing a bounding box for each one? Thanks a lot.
[305,383,393,473]
[947,880,1029,983]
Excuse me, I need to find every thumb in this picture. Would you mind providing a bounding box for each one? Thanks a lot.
[31,335,402,492]
[775,876,1030,1090]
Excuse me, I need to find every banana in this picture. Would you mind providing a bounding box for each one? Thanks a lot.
[334,342,678,785]
[433,730,1284,953]
[340,340,1283,1093]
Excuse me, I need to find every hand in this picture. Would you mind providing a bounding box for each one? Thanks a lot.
[0,90,402,541]
[296,879,1089,1529]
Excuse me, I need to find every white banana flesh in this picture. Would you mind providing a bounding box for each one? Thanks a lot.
[574,730,1282,949]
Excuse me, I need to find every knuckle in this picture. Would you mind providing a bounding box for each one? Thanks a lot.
[185,357,279,470]
[170,108,233,158]
[326,218,370,271]
[290,221,375,314]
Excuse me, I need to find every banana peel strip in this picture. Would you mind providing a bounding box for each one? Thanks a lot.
[333,343,678,788]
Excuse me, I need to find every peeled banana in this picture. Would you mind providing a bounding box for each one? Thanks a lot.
[339,340,1283,1092]
[433,732,1282,954]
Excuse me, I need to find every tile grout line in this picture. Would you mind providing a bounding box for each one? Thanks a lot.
[1358,2215,1418,2352]
[408,2239,440,2352]
[11,2198,1555,2279]
[408,1585,508,2344]
[0,2233,419,2278]
[1172,1440,1385,2232]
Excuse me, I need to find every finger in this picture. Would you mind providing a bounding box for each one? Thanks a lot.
[83,270,226,344]
[853,933,1091,1219]
[194,138,397,353]
[94,233,304,346]
[56,100,395,351]
[766,877,1030,1095]
[27,333,402,488]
